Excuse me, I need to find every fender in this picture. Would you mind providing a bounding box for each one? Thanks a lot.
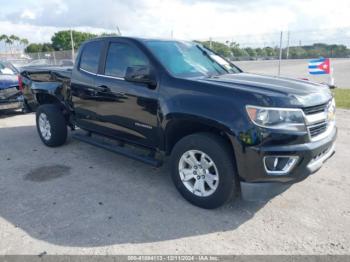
[20,69,72,112]
[161,112,237,154]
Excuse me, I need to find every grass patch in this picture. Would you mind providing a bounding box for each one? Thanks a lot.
[333,88,350,109]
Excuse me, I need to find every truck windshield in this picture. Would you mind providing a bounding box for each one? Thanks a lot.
[144,40,240,78]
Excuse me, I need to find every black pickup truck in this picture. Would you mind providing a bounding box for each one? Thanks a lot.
[20,37,337,208]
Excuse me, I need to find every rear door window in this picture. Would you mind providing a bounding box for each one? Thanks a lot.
[79,41,103,74]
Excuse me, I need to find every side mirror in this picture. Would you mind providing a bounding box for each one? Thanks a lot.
[124,65,157,87]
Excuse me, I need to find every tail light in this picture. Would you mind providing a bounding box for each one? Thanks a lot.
[18,75,23,91]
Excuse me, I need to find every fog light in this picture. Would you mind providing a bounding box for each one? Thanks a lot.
[263,156,299,175]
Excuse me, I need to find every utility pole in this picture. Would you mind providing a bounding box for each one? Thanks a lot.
[278,31,283,76]
[116,26,122,36]
[70,29,75,62]
[286,31,290,60]
[209,37,212,49]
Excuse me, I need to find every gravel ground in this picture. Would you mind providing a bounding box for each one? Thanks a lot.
[235,58,350,88]
[0,110,349,255]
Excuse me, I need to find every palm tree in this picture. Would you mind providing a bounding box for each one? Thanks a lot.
[0,34,7,42]
[20,38,29,51]
[9,35,21,52]
[5,37,13,53]
[0,34,16,53]
[20,38,29,46]
[0,34,28,54]
[9,35,19,41]
[0,34,8,53]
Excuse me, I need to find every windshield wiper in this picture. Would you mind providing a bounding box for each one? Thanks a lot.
[195,45,230,76]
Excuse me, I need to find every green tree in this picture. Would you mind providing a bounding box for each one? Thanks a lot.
[9,35,21,51]
[25,44,41,53]
[4,37,13,52]
[288,46,307,59]
[51,30,97,50]
[25,43,54,53]
[9,35,20,43]
[244,47,257,58]
[100,32,119,37]
[325,44,347,58]
[227,41,247,58]
[0,34,25,53]
[231,46,248,58]
[198,40,232,57]
[0,34,7,48]
[263,47,276,57]
[41,43,54,52]
[20,38,29,49]
[255,48,267,58]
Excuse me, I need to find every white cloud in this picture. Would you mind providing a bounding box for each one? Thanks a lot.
[0,0,349,45]
[0,21,114,43]
[20,10,36,20]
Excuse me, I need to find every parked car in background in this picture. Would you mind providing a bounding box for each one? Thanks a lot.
[0,61,24,111]
[26,59,53,67]
[58,59,74,67]
[5,58,31,68]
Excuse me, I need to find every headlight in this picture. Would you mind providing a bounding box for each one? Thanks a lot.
[246,105,306,131]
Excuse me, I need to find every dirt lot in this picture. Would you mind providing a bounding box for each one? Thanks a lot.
[0,110,349,255]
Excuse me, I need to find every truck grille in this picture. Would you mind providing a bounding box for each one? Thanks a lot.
[303,101,332,139]
[308,121,328,138]
[302,102,328,115]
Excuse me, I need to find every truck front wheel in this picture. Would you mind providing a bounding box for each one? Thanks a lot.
[36,104,67,147]
[171,133,237,209]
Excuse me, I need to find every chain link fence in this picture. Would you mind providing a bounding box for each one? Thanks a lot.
[0,50,75,68]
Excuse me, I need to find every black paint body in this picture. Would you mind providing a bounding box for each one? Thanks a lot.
[21,37,336,183]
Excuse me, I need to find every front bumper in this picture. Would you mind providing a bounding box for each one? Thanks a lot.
[233,125,337,183]
[0,95,23,110]
[0,100,22,110]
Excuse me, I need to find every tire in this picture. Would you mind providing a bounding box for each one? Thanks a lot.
[171,132,237,209]
[36,104,67,147]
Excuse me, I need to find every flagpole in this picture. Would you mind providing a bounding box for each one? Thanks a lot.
[329,61,335,88]
[278,31,283,76]
[70,29,75,63]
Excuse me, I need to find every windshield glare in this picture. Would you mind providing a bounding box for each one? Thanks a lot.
[145,40,240,78]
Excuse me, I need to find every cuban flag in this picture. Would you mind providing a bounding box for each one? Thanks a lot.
[308,58,330,75]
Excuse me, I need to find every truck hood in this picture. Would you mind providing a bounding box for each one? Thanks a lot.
[0,75,18,90]
[198,73,332,107]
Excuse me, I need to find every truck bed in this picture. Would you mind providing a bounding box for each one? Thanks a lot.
[20,66,72,82]
[20,66,72,112]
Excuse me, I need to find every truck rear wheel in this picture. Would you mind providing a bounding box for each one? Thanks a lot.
[171,133,237,209]
[36,104,67,147]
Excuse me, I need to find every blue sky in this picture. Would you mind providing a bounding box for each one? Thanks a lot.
[0,0,350,46]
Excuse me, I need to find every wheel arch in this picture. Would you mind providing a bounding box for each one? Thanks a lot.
[35,92,62,105]
[35,92,73,128]
[164,115,236,157]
